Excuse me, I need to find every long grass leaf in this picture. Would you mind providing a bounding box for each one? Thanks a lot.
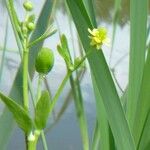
[92,78,110,150]
[0,18,9,82]
[138,111,150,150]
[66,0,135,149]
[69,74,89,150]
[133,47,150,146]
[126,0,148,127]
[92,121,100,150]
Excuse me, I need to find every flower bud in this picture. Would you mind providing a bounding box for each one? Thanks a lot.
[27,22,35,31]
[35,48,54,74]
[23,1,33,11]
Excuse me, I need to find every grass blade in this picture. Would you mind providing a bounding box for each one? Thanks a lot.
[69,74,89,150]
[92,78,110,150]
[66,0,135,149]
[0,18,9,83]
[126,0,148,127]
[138,111,150,150]
[133,47,150,146]
[92,121,100,150]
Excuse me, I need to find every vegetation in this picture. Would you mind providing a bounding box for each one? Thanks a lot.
[0,0,149,150]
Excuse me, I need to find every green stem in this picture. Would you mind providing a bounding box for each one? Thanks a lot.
[49,72,71,114]
[23,39,29,110]
[41,131,48,150]
[6,0,23,57]
[28,134,39,150]
[0,18,9,82]
[36,74,43,103]
[73,49,93,71]
[69,73,89,150]
[35,75,48,150]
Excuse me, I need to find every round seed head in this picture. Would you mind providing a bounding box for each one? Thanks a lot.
[23,1,33,11]
[35,48,54,74]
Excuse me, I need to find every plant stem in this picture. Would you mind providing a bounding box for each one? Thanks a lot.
[69,73,89,150]
[36,74,43,103]
[49,72,71,114]
[41,132,48,150]
[23,38,29,111]
[28,134,39,150]
[6,0,23,56]
[35,75,48,150]
[0,18,9,83]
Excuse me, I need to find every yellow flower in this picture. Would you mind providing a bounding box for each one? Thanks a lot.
[88,27,110,50]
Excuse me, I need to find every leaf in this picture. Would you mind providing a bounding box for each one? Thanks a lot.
[34,91,51,130]
[0,0,54,149]
[126,0,148,128]
[133,47,150,146]
[57,34,73,70]
[69,75,89,150]
[66,0,136,149]
[0,92,33,133]
[138,111,150,150]
[92,78,110,150]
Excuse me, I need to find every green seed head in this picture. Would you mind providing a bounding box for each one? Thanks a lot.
[35,48,54,74]
[27,22,35,31]
[23,1,33,11]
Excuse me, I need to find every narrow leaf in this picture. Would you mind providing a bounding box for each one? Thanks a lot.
[133,47,150,146]
[126,0,148,128]
[66,0,136,149]
[0,92,33,133]
[35,91,51,130]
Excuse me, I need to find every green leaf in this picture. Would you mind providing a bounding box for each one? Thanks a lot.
[69,75,89,150]
[34,91,51,130]
[138,111,150,150]
[92,78,110,150]
[0,92,33,133]
[92,121,100,150]
[126,0,148,128]
[83,0,97,26]
[66,0,136,149]
[0,0,54,149]
[133,47,150,146]
[57,34,73,70]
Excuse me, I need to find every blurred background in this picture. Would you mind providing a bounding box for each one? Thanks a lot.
[0,0,133,149]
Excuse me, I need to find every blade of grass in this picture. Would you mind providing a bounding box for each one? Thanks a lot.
[137,111,150,150]
[109,0,121,65]
[45,68,86,132]
[133,46,150,146]
[66,0,135,149]
[126,0,148,128]
[83,0,96,26]
[69,73,89,150]
[0,1,54,149]
[92,78,110,150]
[92,120,100,150]
[0,18,9,83]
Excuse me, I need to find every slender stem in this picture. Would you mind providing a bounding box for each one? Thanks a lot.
[41,132,48,150]
[6,0,23,57]
[49,72,71,114]
[35,75,48,150]
[28,29,56,49]
[69,74,89,150]
[36,74,43,103]
[73,49,93,71]
[0,18,9,82]
[28,133,39,150]
[23,38,29,110]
